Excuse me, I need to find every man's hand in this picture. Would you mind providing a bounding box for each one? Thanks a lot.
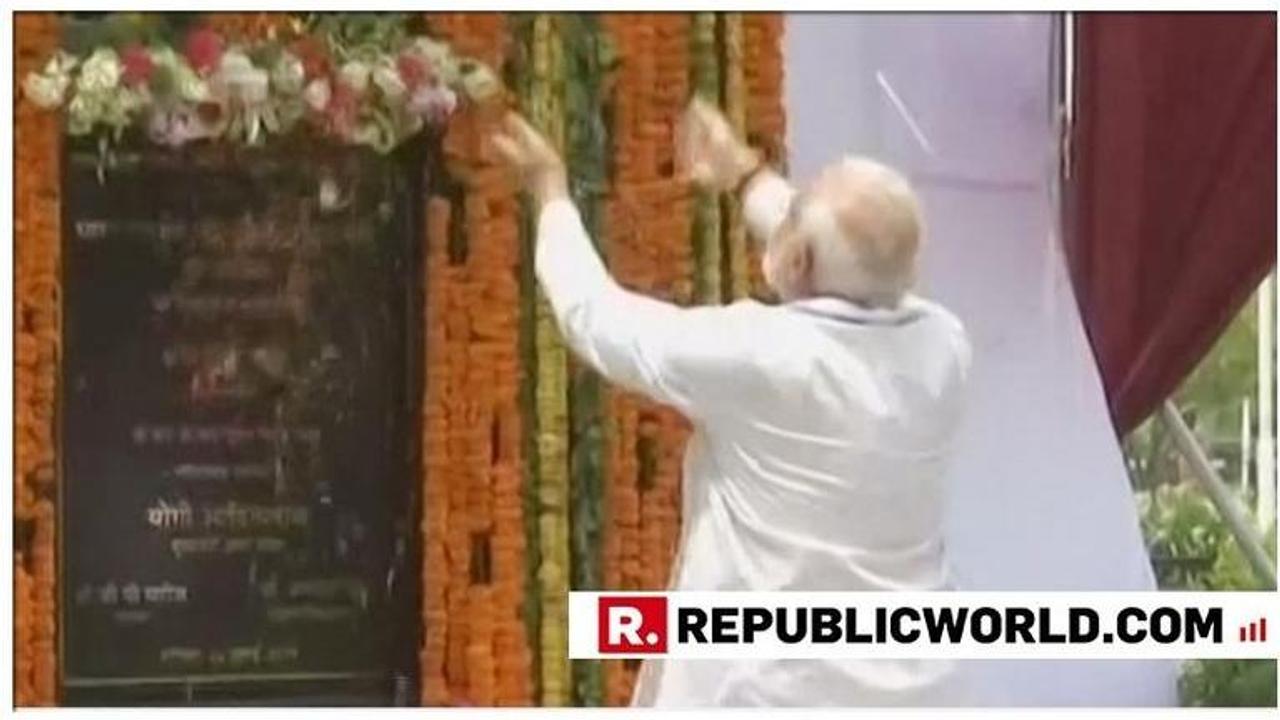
[491,112,569,209]
[678,97,760,193]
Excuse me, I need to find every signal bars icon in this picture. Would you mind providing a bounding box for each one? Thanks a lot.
[1238,617,1268,643]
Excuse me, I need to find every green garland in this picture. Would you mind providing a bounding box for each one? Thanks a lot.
[525,13,573,708]
[561,12,613,708]
[691,12,723,304]
[509,13,544,705]
[719,13,751,300]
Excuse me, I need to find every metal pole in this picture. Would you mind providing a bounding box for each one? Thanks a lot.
[1159,401,1277,589]
[1240,396,1252,490]
[1257,273,1275,531]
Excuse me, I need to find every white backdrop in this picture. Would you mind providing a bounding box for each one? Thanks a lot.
[784,13,1178,705]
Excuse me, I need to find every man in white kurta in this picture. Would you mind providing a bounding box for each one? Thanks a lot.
[493,101,973,706]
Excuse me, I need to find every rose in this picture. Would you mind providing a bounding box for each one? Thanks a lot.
[184,27,225,75]
[303,78,331,112]
[76,48,122,94]
[120,44,155,88]
[338,61,371,96]
[396,51,431,91]
[270,51,306,95]
[324,82,359,141]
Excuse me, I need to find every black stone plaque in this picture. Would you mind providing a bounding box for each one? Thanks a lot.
[59,141,424,705]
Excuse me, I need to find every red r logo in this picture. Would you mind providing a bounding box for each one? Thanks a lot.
[598,596,668,654]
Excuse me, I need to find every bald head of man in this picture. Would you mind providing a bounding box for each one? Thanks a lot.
[763,157,923,308]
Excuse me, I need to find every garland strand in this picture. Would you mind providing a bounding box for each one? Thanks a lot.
[15,11,62,708]
[561,12,612,708]
[720,13,751,300]
[507,12,545,706]
[421,12,531,706]
[12,11,786,708]
[690,12,722,305]
[523,13,573,708]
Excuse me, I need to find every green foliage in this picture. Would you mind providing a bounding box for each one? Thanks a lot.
[1179,293,1260,426]
[1137,484,1273,591]
[1125,291,1264,492]
[62,13,200,54]
[1136,485,1277,707]
[1181,659,1278,708]
[1126,283,1276,708]
[509,14,543,703]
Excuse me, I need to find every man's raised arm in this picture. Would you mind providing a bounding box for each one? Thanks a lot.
[492,111,758,421]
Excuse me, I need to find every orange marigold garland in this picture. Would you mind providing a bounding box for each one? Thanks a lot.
[13,11,785,708]
[596,12,695,705]
[15,11,62,708]
[202,12,296,43]
[420,11,531,707]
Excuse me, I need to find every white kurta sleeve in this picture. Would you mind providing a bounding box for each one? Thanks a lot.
[741,170,797,246]
[534,198,760,420]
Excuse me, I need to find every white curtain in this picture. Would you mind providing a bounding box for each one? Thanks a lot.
[784,13,1177,705]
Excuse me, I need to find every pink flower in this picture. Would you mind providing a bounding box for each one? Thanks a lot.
[147,104,213,147]
[396,51,432,91]
[121,44,154,88]
[323,81,359,141]
[408,83,457,125]
[184,27,225,75]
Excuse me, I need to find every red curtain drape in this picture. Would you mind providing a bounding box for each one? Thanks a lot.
[1065,12,1277,434]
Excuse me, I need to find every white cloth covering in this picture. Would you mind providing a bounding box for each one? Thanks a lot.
[534,175,975,706]
[783,14,1176,706]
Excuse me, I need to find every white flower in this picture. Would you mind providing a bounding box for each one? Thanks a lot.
[67,93,98,135]
[372,58,406,101]
[319,177,342,210]
[22,50,78,109]
[303,78,331,112]
[175,64,210,104]
[215,51,269,105]
[339,61,370,95]
[97,85,147,130]
[44,50,80,77]
[77,47,122,94]
[271,51,305,95]
[22,71,68,109]
[411,38,457,83]
[460,64,499,101]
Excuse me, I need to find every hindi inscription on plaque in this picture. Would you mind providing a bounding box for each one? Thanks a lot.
[60,144,424,704]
